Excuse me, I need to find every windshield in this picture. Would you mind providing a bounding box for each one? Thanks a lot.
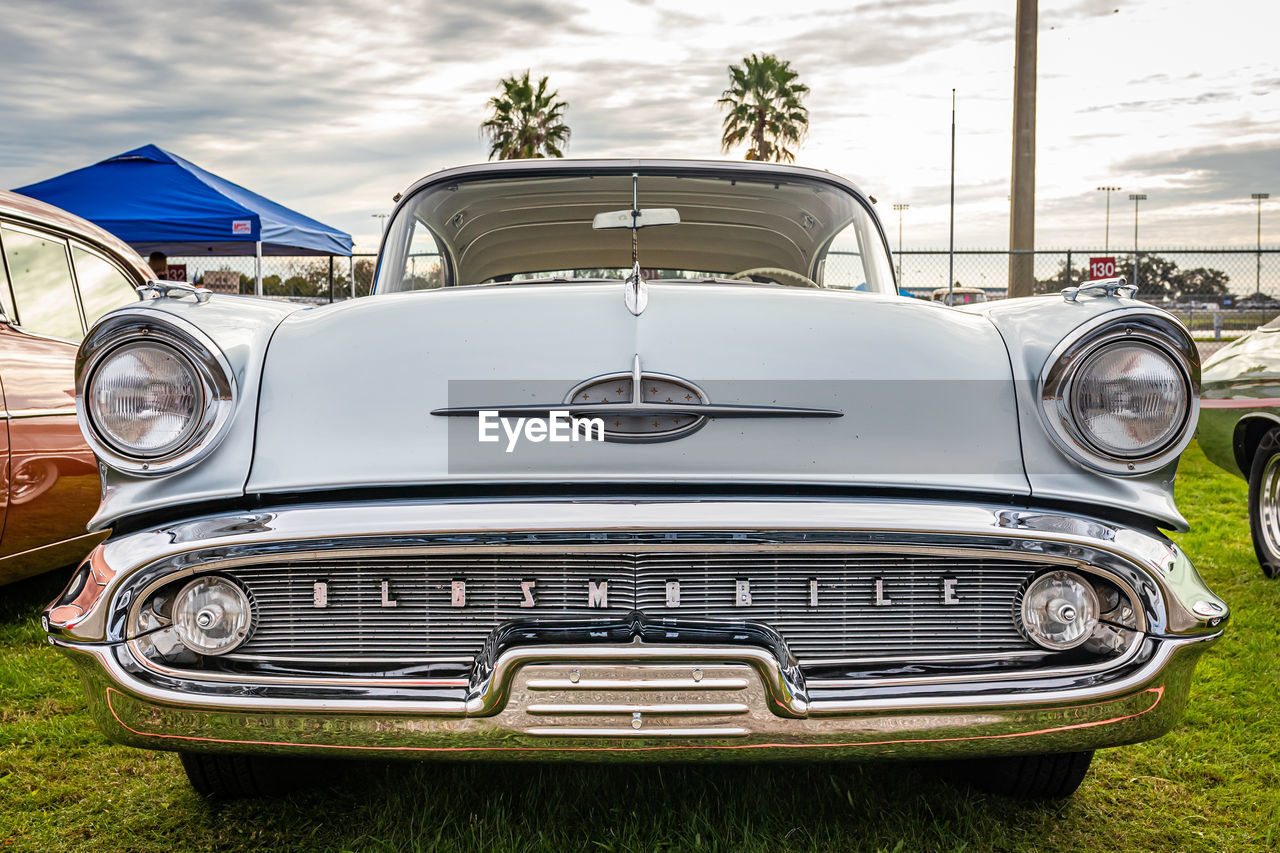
[374,168,896,295]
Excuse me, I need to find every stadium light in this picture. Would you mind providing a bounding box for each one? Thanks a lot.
[893,204,909,288]
[1097,186,1121,252]
[1254,193,1270,296]
[1129,194,1147,289]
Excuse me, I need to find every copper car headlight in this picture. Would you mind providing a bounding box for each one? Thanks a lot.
[1040,313,1198,475]
[77,312,237,475]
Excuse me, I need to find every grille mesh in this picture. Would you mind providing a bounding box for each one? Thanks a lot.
[226,551,1042,666]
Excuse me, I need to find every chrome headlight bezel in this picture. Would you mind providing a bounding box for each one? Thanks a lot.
[76,311,237,476]
[1039,312,1199,476]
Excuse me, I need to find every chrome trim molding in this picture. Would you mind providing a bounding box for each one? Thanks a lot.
[432,354,842,443]
[0,407,76,419]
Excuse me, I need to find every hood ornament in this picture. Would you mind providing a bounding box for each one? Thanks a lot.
[1061,276,1138,303]
[624,264,648,316]
[591,173,680,317]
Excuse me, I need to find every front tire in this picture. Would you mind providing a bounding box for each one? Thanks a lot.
[179,752,328,799]
[1248,427,1280,579]
[959,751,1094,799]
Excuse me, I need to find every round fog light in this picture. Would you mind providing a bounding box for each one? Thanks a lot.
[172,576,253,655]
[1016,570,1100,651]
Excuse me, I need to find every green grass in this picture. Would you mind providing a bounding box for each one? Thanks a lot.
[2,444,1278,852]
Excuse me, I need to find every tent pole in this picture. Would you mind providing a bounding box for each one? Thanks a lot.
[349,255,356,298]
[255,241,263,296]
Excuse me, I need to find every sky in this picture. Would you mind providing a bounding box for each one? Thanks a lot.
[1,0,1277,254]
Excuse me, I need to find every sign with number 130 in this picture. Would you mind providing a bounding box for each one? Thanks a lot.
[1089,257,1116,280]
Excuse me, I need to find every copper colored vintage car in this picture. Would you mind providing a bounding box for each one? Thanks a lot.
[0,191,147,586]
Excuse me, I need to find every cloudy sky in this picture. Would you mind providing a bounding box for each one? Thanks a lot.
[1,0,1277,253]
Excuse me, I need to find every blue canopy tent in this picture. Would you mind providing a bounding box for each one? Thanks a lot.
[14,144,353,293]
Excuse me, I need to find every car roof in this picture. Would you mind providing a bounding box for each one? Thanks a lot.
[0,189,152,282]
[394,158,878,212]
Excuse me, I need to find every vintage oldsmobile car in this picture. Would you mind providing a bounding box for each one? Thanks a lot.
[45,160,1226,799]
[1197,318,1280,577]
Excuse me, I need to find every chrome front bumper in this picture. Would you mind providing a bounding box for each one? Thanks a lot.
[46,498,1227,760]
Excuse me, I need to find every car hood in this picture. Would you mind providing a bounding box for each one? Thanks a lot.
[246,283,1029,496]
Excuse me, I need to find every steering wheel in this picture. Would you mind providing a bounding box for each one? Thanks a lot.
[727,267,820,289]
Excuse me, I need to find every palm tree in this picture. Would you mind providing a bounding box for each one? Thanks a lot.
[480,71,571,160]
[717,54,810,163]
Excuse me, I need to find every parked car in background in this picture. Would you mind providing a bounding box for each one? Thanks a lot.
[1197,316,1280,578]
[930,285,987,305]
[46,160,1226,800]
[1234,293,1280,311]
[0,191,147,586]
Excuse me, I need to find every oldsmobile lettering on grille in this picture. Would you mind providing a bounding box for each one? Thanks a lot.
[308,577,966,609]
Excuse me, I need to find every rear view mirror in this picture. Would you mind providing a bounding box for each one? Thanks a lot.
[592,208,681,230]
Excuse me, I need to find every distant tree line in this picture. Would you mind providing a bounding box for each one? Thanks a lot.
[1035,253,1233,299]
[199,258,378,298]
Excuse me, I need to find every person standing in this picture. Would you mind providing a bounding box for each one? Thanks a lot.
[147,251,167,279]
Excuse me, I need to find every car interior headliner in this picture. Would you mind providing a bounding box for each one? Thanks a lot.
[405,171,867,283]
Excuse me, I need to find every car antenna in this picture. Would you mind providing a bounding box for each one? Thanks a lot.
[624,172,648,315]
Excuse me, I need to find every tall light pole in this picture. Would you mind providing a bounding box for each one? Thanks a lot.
[372,213,389,234]
[1129,193,1146,288]
[1254,193,1270,297]
[1008,0,1038,297]
[893,203,909,288]
[1097,186,1120,252]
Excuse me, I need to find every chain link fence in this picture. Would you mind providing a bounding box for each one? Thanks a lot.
[166,248,1280,335]
[164,254,378,301]
[871,248,1280,302]
[828,248,1280,335]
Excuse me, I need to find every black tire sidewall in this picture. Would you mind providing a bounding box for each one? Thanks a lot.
[1247,428,1280,579]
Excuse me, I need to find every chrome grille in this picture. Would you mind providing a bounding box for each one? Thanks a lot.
[227,551,1042,666]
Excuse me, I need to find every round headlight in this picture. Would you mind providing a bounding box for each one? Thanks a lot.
[1016,570,1100,651]
[88,342,203,458]
[1069,342,1188,458]
[172,576,254,656]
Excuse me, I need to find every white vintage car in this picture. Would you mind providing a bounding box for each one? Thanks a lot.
[45,160,1226,799]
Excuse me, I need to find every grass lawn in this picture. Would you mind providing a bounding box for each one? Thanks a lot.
[1,444,1277,852]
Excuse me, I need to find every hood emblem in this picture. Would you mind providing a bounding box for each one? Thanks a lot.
[565,355,707,441]
[431,355,842,443]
